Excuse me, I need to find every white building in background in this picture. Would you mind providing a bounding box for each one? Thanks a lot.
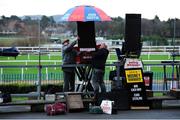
[96,37,124,49]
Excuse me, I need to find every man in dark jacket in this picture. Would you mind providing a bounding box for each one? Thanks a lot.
[91,43,109,98]
[62,39,77,92]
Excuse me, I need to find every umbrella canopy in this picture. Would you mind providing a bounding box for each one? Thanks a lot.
[61,5,112,22]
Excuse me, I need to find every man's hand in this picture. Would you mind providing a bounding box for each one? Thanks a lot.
[77,36,80,41]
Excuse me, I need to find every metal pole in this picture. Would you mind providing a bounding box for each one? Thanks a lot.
[173,18,176,60]
[115,61,120,82]
[172,18,176,88]
[37,19,42,99]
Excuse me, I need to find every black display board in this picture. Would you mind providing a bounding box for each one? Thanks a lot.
[124,58,148,107]
[76,21,97,63]
[124,14,142,57]
[124,68,147,106]
[77,21,96,51]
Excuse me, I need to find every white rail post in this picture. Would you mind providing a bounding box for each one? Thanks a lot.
[168,52,171,59]
[54,62,56,70]
[21,68,24,81]
[164,46,166,53]
[48,54,51,60]
[28,53,30,60]
[46,67,48,81]
[148,46,151,60]
[26,61,28,70]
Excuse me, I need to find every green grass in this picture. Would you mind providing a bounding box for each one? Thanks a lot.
[153,92,164,96]
[12,97,28,101]
[148,55,170,60]
[0,53,179,74]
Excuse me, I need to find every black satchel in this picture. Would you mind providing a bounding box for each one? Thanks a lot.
[0,93,12,103]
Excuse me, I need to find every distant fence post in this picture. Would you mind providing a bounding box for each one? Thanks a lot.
[26,61,28,70]
[148,46,151,60]
[164,46,166,53]
[46,67,48,80]
[54,62,56,70]
[28,54,30,60]
[148,66,151,71]
[48,54,51,60]
[21,68,24,80]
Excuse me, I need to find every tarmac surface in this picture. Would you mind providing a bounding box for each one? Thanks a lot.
[0,105,180,119]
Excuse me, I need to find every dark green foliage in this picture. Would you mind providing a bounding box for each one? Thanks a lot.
[142,35,168,45]
[41,84,63,94]
[0,84,63,94]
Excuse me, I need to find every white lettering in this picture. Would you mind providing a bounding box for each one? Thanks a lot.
[134,85,138,88]
[134,93,140,97]
[131,88,142,92]
[132,97,143,101]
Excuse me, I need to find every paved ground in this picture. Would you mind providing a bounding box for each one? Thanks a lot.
[0,105,180,119]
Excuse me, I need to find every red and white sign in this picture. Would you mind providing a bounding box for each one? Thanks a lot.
[124,58,143,69]
[100,100,113,114]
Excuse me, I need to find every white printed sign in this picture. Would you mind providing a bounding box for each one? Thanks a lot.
[124,58,143,69]
[100,100,113,114]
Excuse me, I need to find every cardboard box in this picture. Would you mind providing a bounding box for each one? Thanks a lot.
[45,94,56,101]
[65,93,84,111]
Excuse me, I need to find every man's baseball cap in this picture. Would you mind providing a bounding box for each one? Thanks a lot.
[62,39,69,44]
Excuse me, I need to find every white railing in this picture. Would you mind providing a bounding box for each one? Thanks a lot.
[1,45,180,53]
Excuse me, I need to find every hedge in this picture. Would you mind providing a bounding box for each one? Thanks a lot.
[0,84,63,94]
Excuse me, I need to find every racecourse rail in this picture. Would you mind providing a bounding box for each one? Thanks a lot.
[0,63,180,92]
[0,45,180,53]
[0,45,180,93]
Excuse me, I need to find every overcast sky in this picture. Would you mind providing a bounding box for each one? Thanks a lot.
[0,0,179,21]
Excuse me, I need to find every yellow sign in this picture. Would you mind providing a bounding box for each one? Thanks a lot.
[125,69,143,83]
